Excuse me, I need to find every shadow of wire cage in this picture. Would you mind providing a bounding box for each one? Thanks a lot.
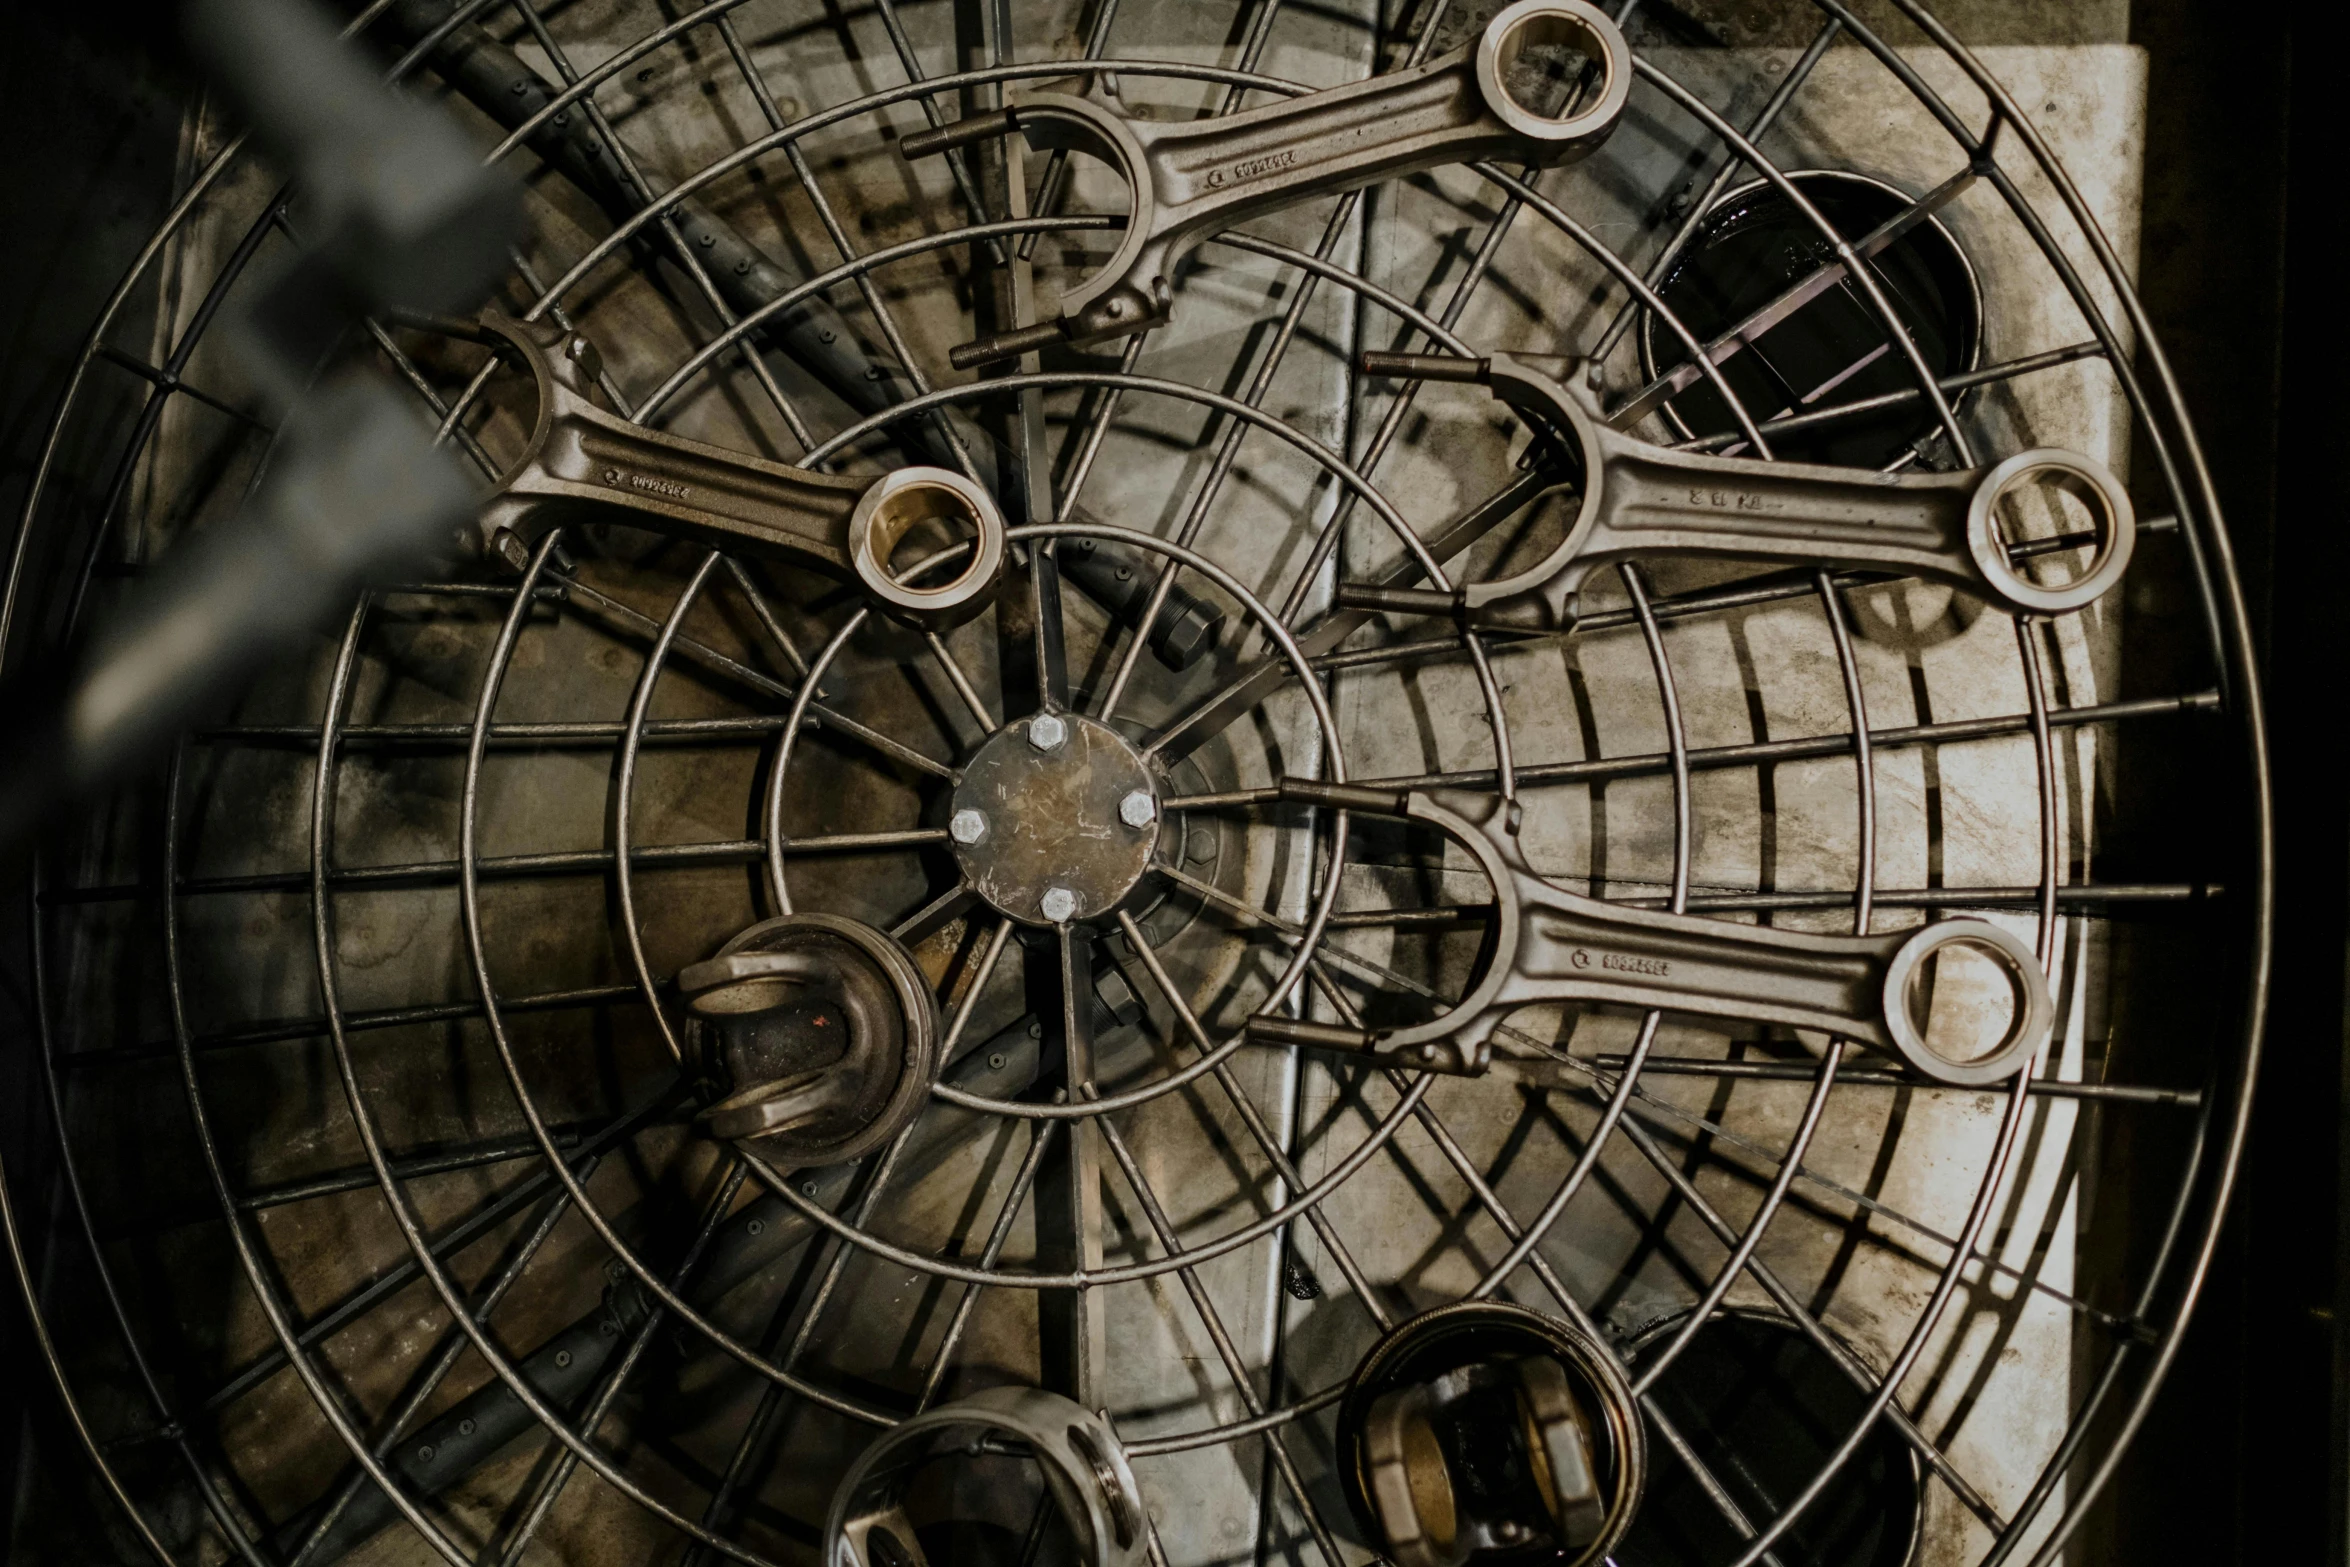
[5,3,2263,1567]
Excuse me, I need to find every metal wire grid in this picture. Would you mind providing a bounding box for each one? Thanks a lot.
[0,2,2269,1567]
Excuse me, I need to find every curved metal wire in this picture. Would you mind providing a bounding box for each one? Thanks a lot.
[0,1,2271,1563]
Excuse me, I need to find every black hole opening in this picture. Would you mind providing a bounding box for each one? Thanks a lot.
[1641,171,1980,470]
[1618,1313,1921,1567]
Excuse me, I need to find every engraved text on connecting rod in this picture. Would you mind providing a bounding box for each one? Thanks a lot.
[1344,353,2136,627]
[476,313,1006,630]
[904,0,1630,360]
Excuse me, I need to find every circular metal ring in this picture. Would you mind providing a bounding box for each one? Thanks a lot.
[1339,1302,1646,1567]
[1474,0,1633,147]
[1879,917,2053,1086]
[827,1388,1146,1567]
[848,466,1007,628]
[1964,446,2138,615]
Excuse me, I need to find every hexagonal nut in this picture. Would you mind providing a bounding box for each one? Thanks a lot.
[1028,712,1069,751]
[1151,598,1223,670]
[1119,790,1158,829]
[1092,963,1145,1028]
[1039,886,1078,924]
[950,808,988,845]
[1362,1385,1452,1567]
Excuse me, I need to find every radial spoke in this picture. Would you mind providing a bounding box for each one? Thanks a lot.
[927,629,999,734]
[1032,925,1105,1403]
[893,882,981,946]
[489,1160,751,1567]
[560,577,957,780]
[284,1164,598,1567]
[1092,1111,1348,1567]
[1139,470,1551,767]
[1115,911,1394,1326]
[915,1119,1058,1412]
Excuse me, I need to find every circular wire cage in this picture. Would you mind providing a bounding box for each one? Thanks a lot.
[3,2,2271,1566]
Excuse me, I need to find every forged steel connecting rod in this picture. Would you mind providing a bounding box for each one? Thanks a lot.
[1340,352,2136,629]
[477,314,1006,630]
[1252,788,2053,1086]
[903,0,1630,364]
[371,0,1227,667]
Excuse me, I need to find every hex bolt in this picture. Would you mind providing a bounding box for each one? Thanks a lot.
[1119,790,1158,828]
[1028,712,1068,751]
[1040,886,1078,923]
[950,808,988,845]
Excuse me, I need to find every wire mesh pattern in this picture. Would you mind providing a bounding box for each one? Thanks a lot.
[1,3,2269,1567]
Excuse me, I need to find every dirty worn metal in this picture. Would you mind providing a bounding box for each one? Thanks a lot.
[951,712,1163,926]
[905,0,1630,362]
[827,1387,1147,1567]
[476,314,1006,630]
[0,7,2270,1567]
[1254,789,2053,1084]
[1061,535,1225,670]
[684,914,939,1162]
[1342,352,2135,629]
[1341,1303,1644,1567]
[270,1002,1078,1567]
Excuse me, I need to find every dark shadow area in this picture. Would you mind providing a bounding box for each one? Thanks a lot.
[2094,3,2339,1566]
[0,8,196,1560]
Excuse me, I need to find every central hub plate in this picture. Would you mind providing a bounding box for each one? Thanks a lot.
[951,713,1161,925]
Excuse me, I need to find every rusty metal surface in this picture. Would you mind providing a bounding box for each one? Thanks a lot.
[0,7,2270,1567]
